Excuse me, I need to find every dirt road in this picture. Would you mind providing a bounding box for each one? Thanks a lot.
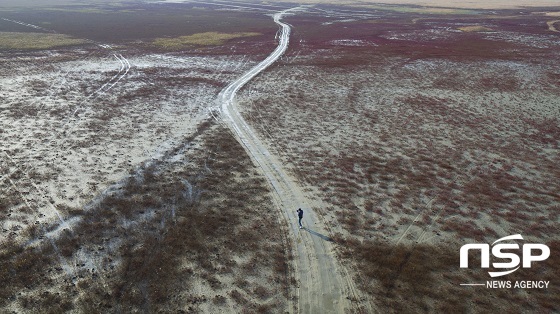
[547,20,560,32]
[218,7,366,314]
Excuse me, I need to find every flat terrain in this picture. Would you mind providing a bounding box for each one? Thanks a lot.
[1,1,559,313]
[239,4,560,312]
[0,2,293,312]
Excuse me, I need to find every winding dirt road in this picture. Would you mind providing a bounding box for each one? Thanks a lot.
[219,8,365,313]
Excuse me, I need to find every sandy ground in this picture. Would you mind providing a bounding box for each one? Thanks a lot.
[1,47,250,227]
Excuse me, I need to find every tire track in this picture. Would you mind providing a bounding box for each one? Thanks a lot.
[62,52,131,129]
[0,152,75,276]
[2,151,71,231]
[1,18,132,133]
[0,17,128,295]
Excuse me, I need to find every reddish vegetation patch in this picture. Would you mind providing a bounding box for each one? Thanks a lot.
[241,8,560,312]
[286,11,559,65]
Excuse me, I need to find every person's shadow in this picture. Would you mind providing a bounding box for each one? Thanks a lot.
[303,227,334,242]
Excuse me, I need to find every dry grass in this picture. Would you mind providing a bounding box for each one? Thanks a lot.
[360,4,476,15]
[0,32,86,49]
[458,25,493,32]
[335,237,560,312]
[239,11,560,311]
[0,120,292,312]
[152,32,261,49]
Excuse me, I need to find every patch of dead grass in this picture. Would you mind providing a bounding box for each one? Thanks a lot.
[152,32,261,49]
[0,32,86,49]
[335,237,560,312]
[359,4,476,15]
[458,25,493,32]
[0,120,293,312]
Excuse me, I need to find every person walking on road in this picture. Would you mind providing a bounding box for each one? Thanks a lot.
[297,208,303,229]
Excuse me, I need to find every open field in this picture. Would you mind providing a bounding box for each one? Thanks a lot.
[238,4,560,312]
[269,0,560,10]
[0,2,295,311]
[0,44,294,311]
[1,119,293,312]
[1,1,559,313]
[0,2,276,45]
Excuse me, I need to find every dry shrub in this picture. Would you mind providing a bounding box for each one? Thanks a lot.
[335,236,560,313]
[229,289,248,305]
[2,120,291,312]
[77,122,290,311]
[0,243,56,307]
